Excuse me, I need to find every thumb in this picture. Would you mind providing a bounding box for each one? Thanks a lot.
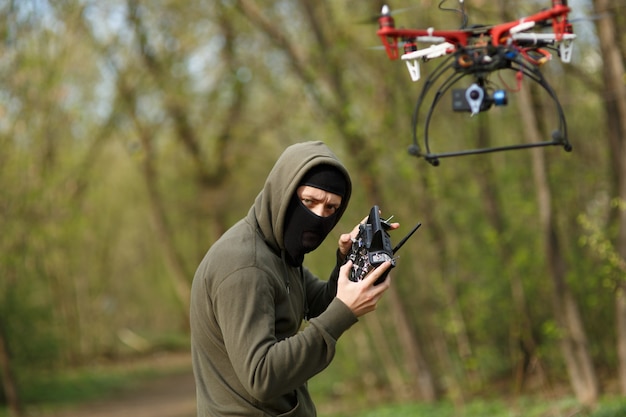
[338,233,354,257]
[339,260,353,282]
[337,260,357,287]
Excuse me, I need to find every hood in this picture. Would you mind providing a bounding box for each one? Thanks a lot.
[252,141,352,253]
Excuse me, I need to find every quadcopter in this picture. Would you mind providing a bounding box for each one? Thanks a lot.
[376,0,576,166]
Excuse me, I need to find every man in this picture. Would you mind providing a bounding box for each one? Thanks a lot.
[190,141,394,416]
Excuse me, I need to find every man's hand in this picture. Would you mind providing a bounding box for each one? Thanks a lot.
[336,260,391,317]
[337,216,399,259]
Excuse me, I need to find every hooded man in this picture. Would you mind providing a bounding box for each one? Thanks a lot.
[190,141,393,416]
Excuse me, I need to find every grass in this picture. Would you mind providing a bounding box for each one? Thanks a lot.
[18,365,152,405]
[321,396,626,417]
[349,399,574,417]
[2,351,626,417]
[0,351,192,416]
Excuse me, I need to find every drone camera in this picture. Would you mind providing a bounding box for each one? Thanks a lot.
[452,85,508,113]
[465,84,484,114]
[452,85,486,113]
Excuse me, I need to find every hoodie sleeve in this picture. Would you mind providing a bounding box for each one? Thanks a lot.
[213,266,357,402]
[302,250,346,319]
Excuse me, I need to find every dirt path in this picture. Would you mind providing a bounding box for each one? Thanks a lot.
[43,353,197,417]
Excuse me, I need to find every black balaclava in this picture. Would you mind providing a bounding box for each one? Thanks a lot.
[283,164,347,266]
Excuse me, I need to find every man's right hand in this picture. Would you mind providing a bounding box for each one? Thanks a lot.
[335,260,391,317]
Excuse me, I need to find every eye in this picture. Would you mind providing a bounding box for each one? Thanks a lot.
[326,204,339,213]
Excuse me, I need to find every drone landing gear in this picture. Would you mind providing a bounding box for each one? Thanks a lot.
[412,135,571,167]
[409,50,572,166]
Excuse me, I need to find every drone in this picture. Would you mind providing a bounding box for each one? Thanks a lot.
[376,0,576,166]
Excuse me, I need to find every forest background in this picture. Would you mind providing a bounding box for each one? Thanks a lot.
[1,0,626,416]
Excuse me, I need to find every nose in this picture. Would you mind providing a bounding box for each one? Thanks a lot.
[310,204,326,217]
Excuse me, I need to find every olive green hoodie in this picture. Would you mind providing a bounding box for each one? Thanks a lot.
[190,141,358,416]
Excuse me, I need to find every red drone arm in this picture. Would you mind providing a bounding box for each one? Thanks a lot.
[490,3,571,46]
[377,2,571,61]
[377,26,470,60]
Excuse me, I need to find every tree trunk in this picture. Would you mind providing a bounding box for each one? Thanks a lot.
[517,83,599,406]
[387,286,437,401]
[236,0,439,401]
[593,0,626,395]
[352,327,384,403]
[474,117,547,393]
[116,75,192,320]
[0,318,23,417]
[123,0,247,322]
[417,175,468,403]
[363,314,409,399]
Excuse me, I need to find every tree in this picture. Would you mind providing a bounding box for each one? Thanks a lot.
[518,81,598,406]
[0,317,23,417]
[1,0,625,412]
[234,0,438,401]
[592,0,626,395]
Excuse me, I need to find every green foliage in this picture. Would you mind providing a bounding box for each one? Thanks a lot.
[325,396,626,417]
[316,395,626,417]
[590,401,626,417]
[19,368,139,406]
[0,0,625,413]
[0,354,190,415]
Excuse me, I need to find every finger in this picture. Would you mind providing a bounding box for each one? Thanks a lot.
[338,234,353,257]
[339,260,353,280]
[351,216,368,236]
[351,216,368,237]
[339,232,352,245]
[361,261,392,286]
[338,217,369,256]
[376,274,391,290]
[339,219,365,244]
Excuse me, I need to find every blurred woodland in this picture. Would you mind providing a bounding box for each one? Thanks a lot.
[1,0,626,415]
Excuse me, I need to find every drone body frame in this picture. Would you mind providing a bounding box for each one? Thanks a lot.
[376,1,576,165]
